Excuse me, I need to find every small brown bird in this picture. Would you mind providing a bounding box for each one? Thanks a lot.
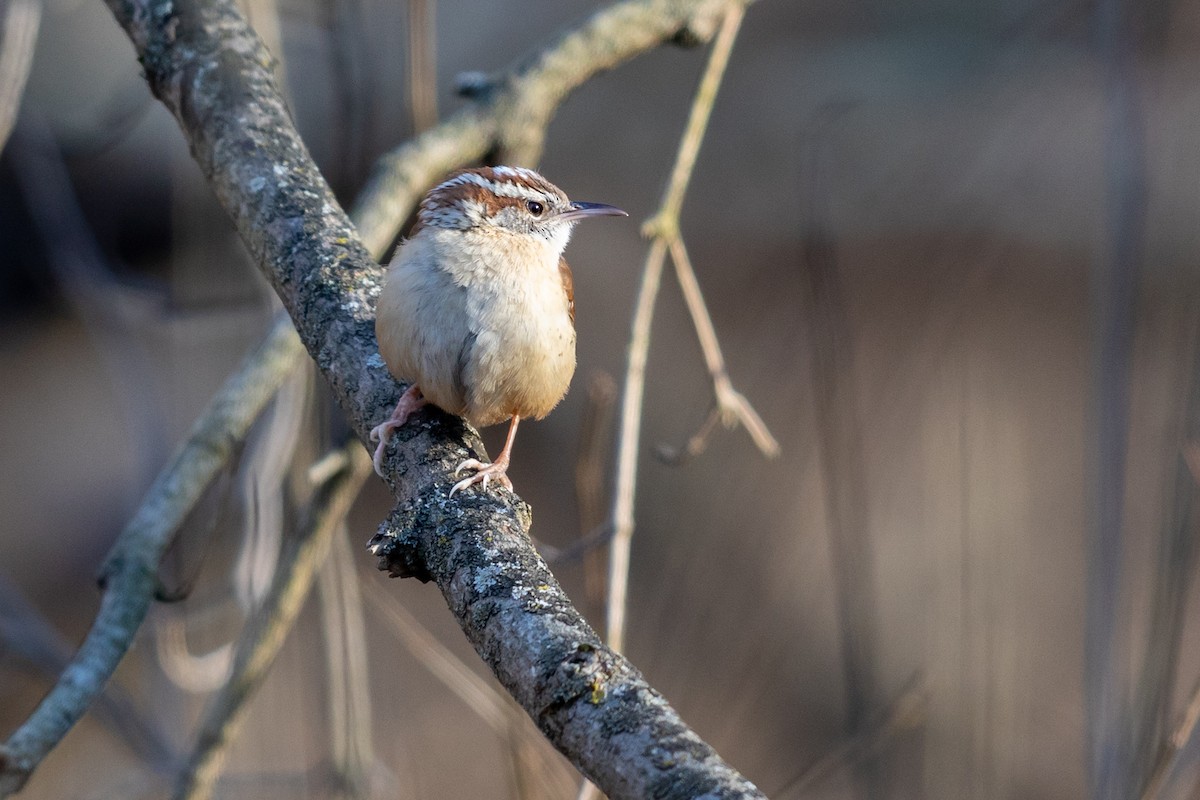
[371,166,627,495]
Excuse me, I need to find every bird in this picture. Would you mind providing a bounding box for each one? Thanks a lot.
[370,166,627,496]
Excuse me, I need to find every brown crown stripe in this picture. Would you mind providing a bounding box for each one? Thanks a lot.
[412,167,570,232]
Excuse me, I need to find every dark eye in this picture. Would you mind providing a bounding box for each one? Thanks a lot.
[526,200,544,216]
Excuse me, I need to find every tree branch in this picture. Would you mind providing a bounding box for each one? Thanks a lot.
[174,441,373,800]
[0,319,305,796]
[0,0,767,798]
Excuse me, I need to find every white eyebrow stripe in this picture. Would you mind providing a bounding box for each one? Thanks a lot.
[492,165,539,182]
[435,171,558,204]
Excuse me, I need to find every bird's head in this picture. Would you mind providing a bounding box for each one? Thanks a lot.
[414,166,626,253]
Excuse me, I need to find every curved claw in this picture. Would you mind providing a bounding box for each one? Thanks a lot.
[370,422,397,476]
[449,458,513,497]
[454,458,486,477]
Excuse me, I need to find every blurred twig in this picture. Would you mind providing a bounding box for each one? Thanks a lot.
[323,0,372,187]
[11,118,171,485]
[606,0,752,657]
[657,230,780,464]
[575,372,617,610]
[1140,675,1200,800]
[587,5,756,798]
[406,0,438,134]
[0,318,304,796]
[315,524,374,800]
[1086,0,1145,798]
[172,440,373,800]
[0,0,39,154]
[362,579,510,733]
[363,580,576,797]
[352,0,745,256]
[797,105,885,797]
[774,676,926,799]
[0,574,175,771]
[1131,316,1200,800]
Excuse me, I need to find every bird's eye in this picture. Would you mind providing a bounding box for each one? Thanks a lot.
[526,200,544,216]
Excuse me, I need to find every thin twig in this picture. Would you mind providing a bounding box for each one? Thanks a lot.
[0,319,304,797]
[575,372,618,610]
[406,0,438,134]
[1087,0,1145,796]
[605,236,667,656]
[362,580,509,733]
[0,0,39,154]
[667,235,780,457]
[172,440,373,800]
[585,7,747,800]
[798,98,885,798]
[775,677,926,798]
[606,0,746,657]
[0,574,175,770]
[655,403,721,464]
[539,523,615,567]
[11,118,170,486]
[316,525,375,799]
[353,0,742,255]
[1138,675,1200,800]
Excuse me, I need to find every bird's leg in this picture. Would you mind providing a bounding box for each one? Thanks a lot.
[370,385,427,475]
[451,415,521,496]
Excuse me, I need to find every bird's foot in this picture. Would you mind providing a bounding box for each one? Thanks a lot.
[370,385,427,476]
[449,457,513,496]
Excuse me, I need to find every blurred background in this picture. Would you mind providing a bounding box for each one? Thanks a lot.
[3,0,1200,797]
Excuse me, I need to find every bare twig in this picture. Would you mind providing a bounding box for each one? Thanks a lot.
[0,574,175,770]
[0,0,39,154]
[606,0,747,658]
[775,677,926,798]
[1087,0,1145,797]
[538,522,615,567]
[605,235,668,657]
[575,372,617,608]
[11,118,171,485]
[0,318,305,796]
[667,236,780,457]
[1131,323,1200,800]
[1138,678,1200,800]
[315,525,375,799]
[362,580,510,733]
[172,440,373,800]
[406,0,438,133]
[582,8,750,800]
[655,403,721,464]
[364,579,576,798]
[798,100,885,798]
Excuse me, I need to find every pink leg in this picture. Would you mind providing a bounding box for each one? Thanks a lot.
[450,415,520,496]
[370,385,427,475]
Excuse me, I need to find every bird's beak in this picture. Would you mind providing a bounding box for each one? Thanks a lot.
[558,201,629,222]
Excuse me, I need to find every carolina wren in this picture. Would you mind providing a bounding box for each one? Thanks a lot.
[371,166,627,495]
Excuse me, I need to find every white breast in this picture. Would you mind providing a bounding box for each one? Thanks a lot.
[376,227,576,429]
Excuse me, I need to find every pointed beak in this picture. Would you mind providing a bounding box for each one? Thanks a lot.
[558,201,628,223]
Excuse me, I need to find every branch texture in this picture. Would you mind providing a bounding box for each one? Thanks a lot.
[83,0,765,798]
